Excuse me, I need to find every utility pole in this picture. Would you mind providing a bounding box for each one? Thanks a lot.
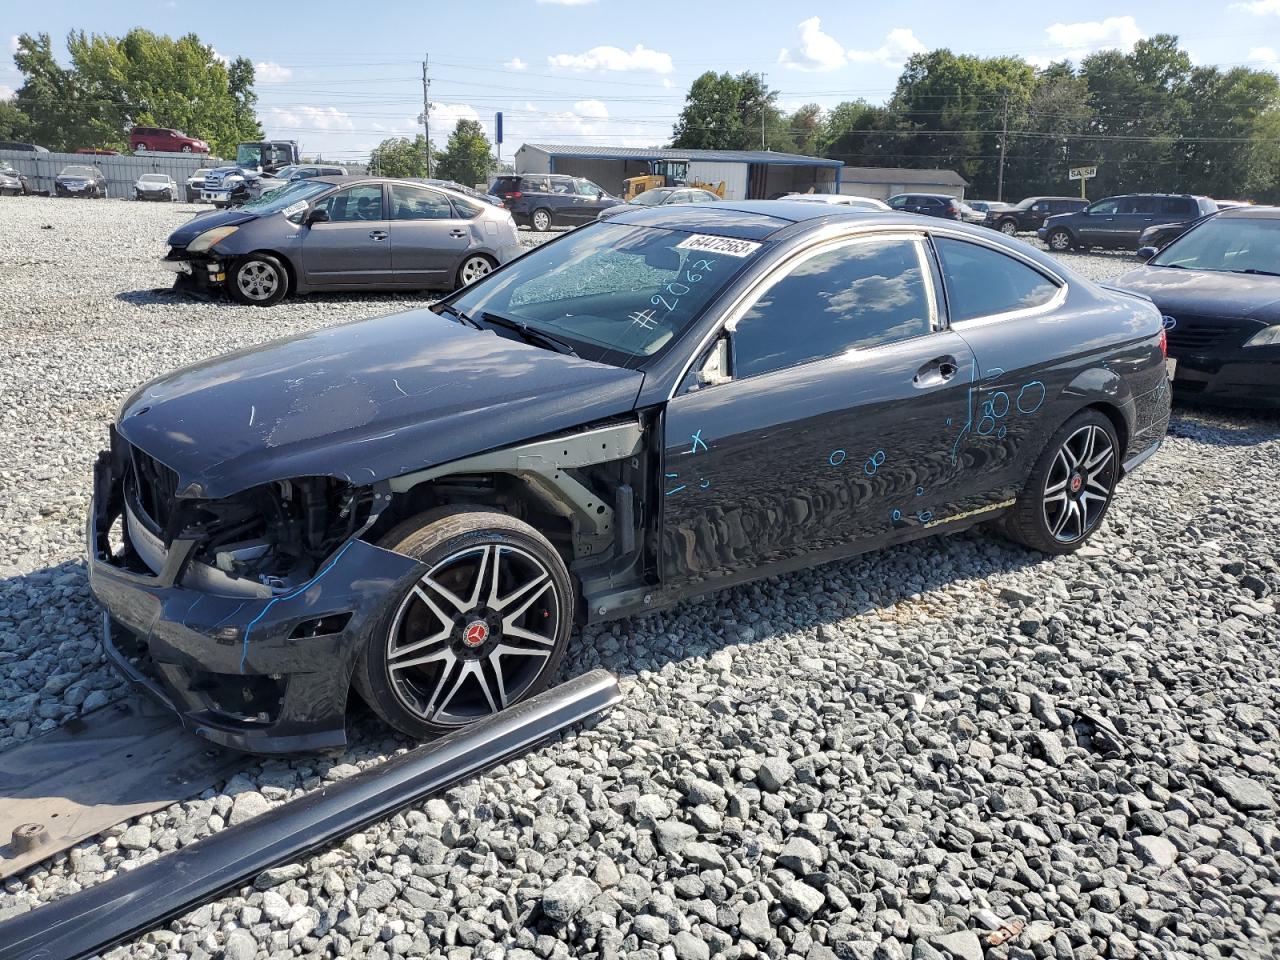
[422,54,432,177]
[759,71,767,150]
[997,93,1009,202]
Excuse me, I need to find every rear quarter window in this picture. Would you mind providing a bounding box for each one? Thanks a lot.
[933,237,1059,323]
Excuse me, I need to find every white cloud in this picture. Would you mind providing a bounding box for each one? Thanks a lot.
[0,84,13,100]
[504,57,528,71]
[429,101,482,133]
[254,61,292,83]
[1249,45,1279,65]
[1232,0,1280,13]
[846,27,926,67]
[210,47,230,66]
[1041,15,1143,61]
[548,44,673,74]
[268,105,354,132]
[572,98,609,119]
[779,17,848,72]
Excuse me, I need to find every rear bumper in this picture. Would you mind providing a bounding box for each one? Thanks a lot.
[86,435,422,753]
[1170,347,1280,407]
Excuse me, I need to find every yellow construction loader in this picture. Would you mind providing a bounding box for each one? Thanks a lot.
[623,159,726,202]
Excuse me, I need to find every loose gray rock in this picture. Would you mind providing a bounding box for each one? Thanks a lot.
[541,875,601,922]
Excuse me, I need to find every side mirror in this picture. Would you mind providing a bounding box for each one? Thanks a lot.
[696,337,732,388]
[1136,245,1159,261]
[597,190,605,199]
[305,207,330,225]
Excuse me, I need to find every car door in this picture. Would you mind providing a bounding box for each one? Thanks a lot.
[930,234,1067,506]
[1075,198,1120,245]
[1115,196,1157,246]
[547,177,579,223]
[575,178,616,218]
[387,182,472,287]
[1026,200,1051,229]
[660,232,978,592]
[301,182,393,286]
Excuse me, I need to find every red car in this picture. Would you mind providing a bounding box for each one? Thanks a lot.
[130,126,209,154]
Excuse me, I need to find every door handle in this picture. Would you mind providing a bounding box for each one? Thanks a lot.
[914,355,959,387]
[368,230,388,241]
[449,229,466,238]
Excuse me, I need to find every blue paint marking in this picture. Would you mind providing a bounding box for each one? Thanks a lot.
[890,508,902,522]
[918,510,934,523]
[699,478,711,489]
[990,391,1010,418]
[998,425,1008,438]
[1017,380,1046,414]
[977,415,996,436]
[665,472,686,496]
[945,417,953,427]
[689,429,708,454]
[916,486,925,497]
[981,366,1006,381]
[240,540,355,673]
[951,360,978,463]
[828,449,847,466]
[863,448,886,476]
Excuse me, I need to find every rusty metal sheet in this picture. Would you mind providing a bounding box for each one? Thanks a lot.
[0,696,240,879]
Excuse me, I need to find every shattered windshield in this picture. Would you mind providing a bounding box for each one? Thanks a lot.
[448,222,763,366]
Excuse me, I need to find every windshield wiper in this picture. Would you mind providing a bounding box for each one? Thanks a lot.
[478,312,578,357]
[431,302,482,328]
[1227,268,1280,277]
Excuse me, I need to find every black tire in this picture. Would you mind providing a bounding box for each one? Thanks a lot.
[531,208,553,232]
[998,219,1018,235]
[1046,228,1074,253]
[353,507,573,739]
[1004,409,1120,555]
[228,253,289,306]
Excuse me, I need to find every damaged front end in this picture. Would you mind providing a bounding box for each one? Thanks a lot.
[88,427,423,753]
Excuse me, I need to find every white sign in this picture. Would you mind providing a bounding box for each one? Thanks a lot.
[675,234,762,258]
[1069,166,1098,181]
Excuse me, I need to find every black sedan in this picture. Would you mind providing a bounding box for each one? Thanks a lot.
[1118,205,1280,407]
[89,201,1169,752]
[54,164,107,198]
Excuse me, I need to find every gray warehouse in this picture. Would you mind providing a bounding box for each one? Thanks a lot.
[514,144,844,202]
[835,166,970,201]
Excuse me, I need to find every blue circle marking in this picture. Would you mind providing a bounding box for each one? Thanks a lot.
[829,449,846,466]
[890,508,902,522]
[1017,380,1046,415]
[872,449,886,466]
[998,425,1008,438]
[918,510,933,523]
[990,391,1010,418]
[916,486,925,497]
[977,416,996,436]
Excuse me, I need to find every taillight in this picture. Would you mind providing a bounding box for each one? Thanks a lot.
[506,191,521,199]
[1159,327,1168,359]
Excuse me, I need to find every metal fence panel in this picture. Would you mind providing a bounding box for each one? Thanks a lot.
[0,149,223,200]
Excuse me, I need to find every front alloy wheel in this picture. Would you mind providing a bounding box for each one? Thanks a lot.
[1047,229,1073,252]
[458,254,494,287]
[999,219,1018,235]
[1004,409,1119,554]
[354,508,572,738]
[228,254,288,306]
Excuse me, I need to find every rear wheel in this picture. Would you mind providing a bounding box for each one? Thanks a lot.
[457,254,495,287]
[531,208,552,232]
[353,508,573,739]
[1004,409,1119,554]
[1046,228,1074,252]
[228,254,289,306]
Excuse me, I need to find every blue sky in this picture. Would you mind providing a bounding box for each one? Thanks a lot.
[3,0,1279,161]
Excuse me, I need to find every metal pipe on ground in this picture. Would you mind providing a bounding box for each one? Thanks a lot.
[0,669,622,960]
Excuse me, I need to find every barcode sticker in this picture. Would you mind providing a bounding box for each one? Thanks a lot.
[675,234,763,258]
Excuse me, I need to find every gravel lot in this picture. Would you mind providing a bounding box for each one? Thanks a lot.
[1,196,1278,960]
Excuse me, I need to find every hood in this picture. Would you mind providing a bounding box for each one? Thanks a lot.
[1114,265,1280,323]
[116,309,646,499]
[168,208,259,246]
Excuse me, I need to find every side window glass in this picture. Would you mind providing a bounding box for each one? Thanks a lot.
[314,184,384,222]
[732,237,933,379]
[933,237,1058,323]
[389,184,455,220]
[1088,199,1119,215]
[450,195,485,218]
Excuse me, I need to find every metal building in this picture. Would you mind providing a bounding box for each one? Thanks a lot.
[835,167,970,201]
[514,144,844,201]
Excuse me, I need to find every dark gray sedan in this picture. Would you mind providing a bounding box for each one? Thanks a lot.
[163,177,522,305]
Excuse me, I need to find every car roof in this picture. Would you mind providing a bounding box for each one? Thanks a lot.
[1217,205,1280,219]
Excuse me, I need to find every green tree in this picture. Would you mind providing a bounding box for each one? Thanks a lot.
[435,118,494,186]
[10,29,261,154]
[370,135,432,178]
[0,100,32,141]
[672,71,794,152]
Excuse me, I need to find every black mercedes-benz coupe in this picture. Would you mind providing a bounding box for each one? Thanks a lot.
[89,201,1171,752]
[1118,205,1280,407]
